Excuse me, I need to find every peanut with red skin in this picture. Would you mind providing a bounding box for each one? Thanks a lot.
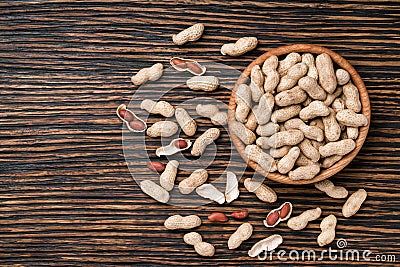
[231,210,249,220]
[279,202,292,219]
[208,212,228,222]
[118,109,134,122]
[129,120,146,131]
[147,161,165,173]
[175,139,188,149]
[265,210,280,226]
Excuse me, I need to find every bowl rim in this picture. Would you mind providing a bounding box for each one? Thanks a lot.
[228,44,371,185]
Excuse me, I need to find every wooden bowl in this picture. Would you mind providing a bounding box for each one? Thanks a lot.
[228,44,371,185]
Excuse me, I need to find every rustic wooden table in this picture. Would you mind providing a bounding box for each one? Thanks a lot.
[1,1,399,266]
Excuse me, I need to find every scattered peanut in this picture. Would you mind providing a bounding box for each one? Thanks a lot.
[172,23,204,45]
[287,207,321,230]
[140,180,169,203]
[317,214,337,246]
[187,76,219,92]
[184,232,215,257]
[191,128,220,156]
[220,37,258,56]
[131,63,163,86]
[164,215,201,230]
[178,169,208,194]
[248,234,283,258]
[314,179,348,199]
[196,104,227,126]
[147,161,165,173]
[140,99,175,117]
[244,178,277,203]
[146,121,178,137]
[170,57,206,76]
[319,139,356,158]
[175,107,197,136]
[342,189,367,217]
[156,138,191,157]
[159,160,179,191]
[230,210,249,220]
[208,212,228,222]
[228,223,253,249]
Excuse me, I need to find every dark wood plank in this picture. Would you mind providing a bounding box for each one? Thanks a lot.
[0,0,399,266]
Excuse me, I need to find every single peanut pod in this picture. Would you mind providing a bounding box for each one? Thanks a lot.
[159,160,179,191]
[284,118,324,142]
[298,139,320,162]
[343,82,362,112]
[295,152,315,166]
[277,146,301,174]
[269,146,291,158]
[316,53,337,94]
[196,184,225,204]
[228,223,253,250]
[298,76,327,101]
[289,164,320,180]
[323,86,343,106]
[336,69,350,86]
[319,139,356,158]
[262,55,280,93]
[322,108,341,142]
[191,128,220,156]
[314,179,348,199]
[140,99,175,117]
[248,234,283,258]
[220,37,258,56]
[178,169,208,194]
[164,215,201,230]
[250,65,265,102]
[131,63,163,86]
[277,62,308,92]
[342,189,367,217]
[317,215,337,246]
[244,178,277,203]
[183,232,215,257]
[256,122,279,137]
[271,104,302,123]
[235,84,252,123]
[332,98,345,113]
[336,109,368,127]
[245,145,277,173]
[299,100,330,121]
[196,104,227,126]
[175,107,197,136]
[254,93,274,125]
[231,121,256,145]
[267,129,304,148]
[301,53,318,79]
[256,136,270,149]
[186,76,219,92]
[146,121,178,137]
[172,23,204,45]
[275,86,308,107]
[347,126,359,139]
[287,207,321,230]
[244,110,258,132]
[321,155,342,169]
[140,180,169,203]
[277,52,301,76]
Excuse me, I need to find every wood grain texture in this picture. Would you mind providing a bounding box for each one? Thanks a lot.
[0,0,399,266]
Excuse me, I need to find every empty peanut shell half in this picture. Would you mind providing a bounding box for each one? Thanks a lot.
[170,57,206,76]
[156,138,192,157]
[116,104,147,133]
[225,171,239,203]
[196,184,225,204]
